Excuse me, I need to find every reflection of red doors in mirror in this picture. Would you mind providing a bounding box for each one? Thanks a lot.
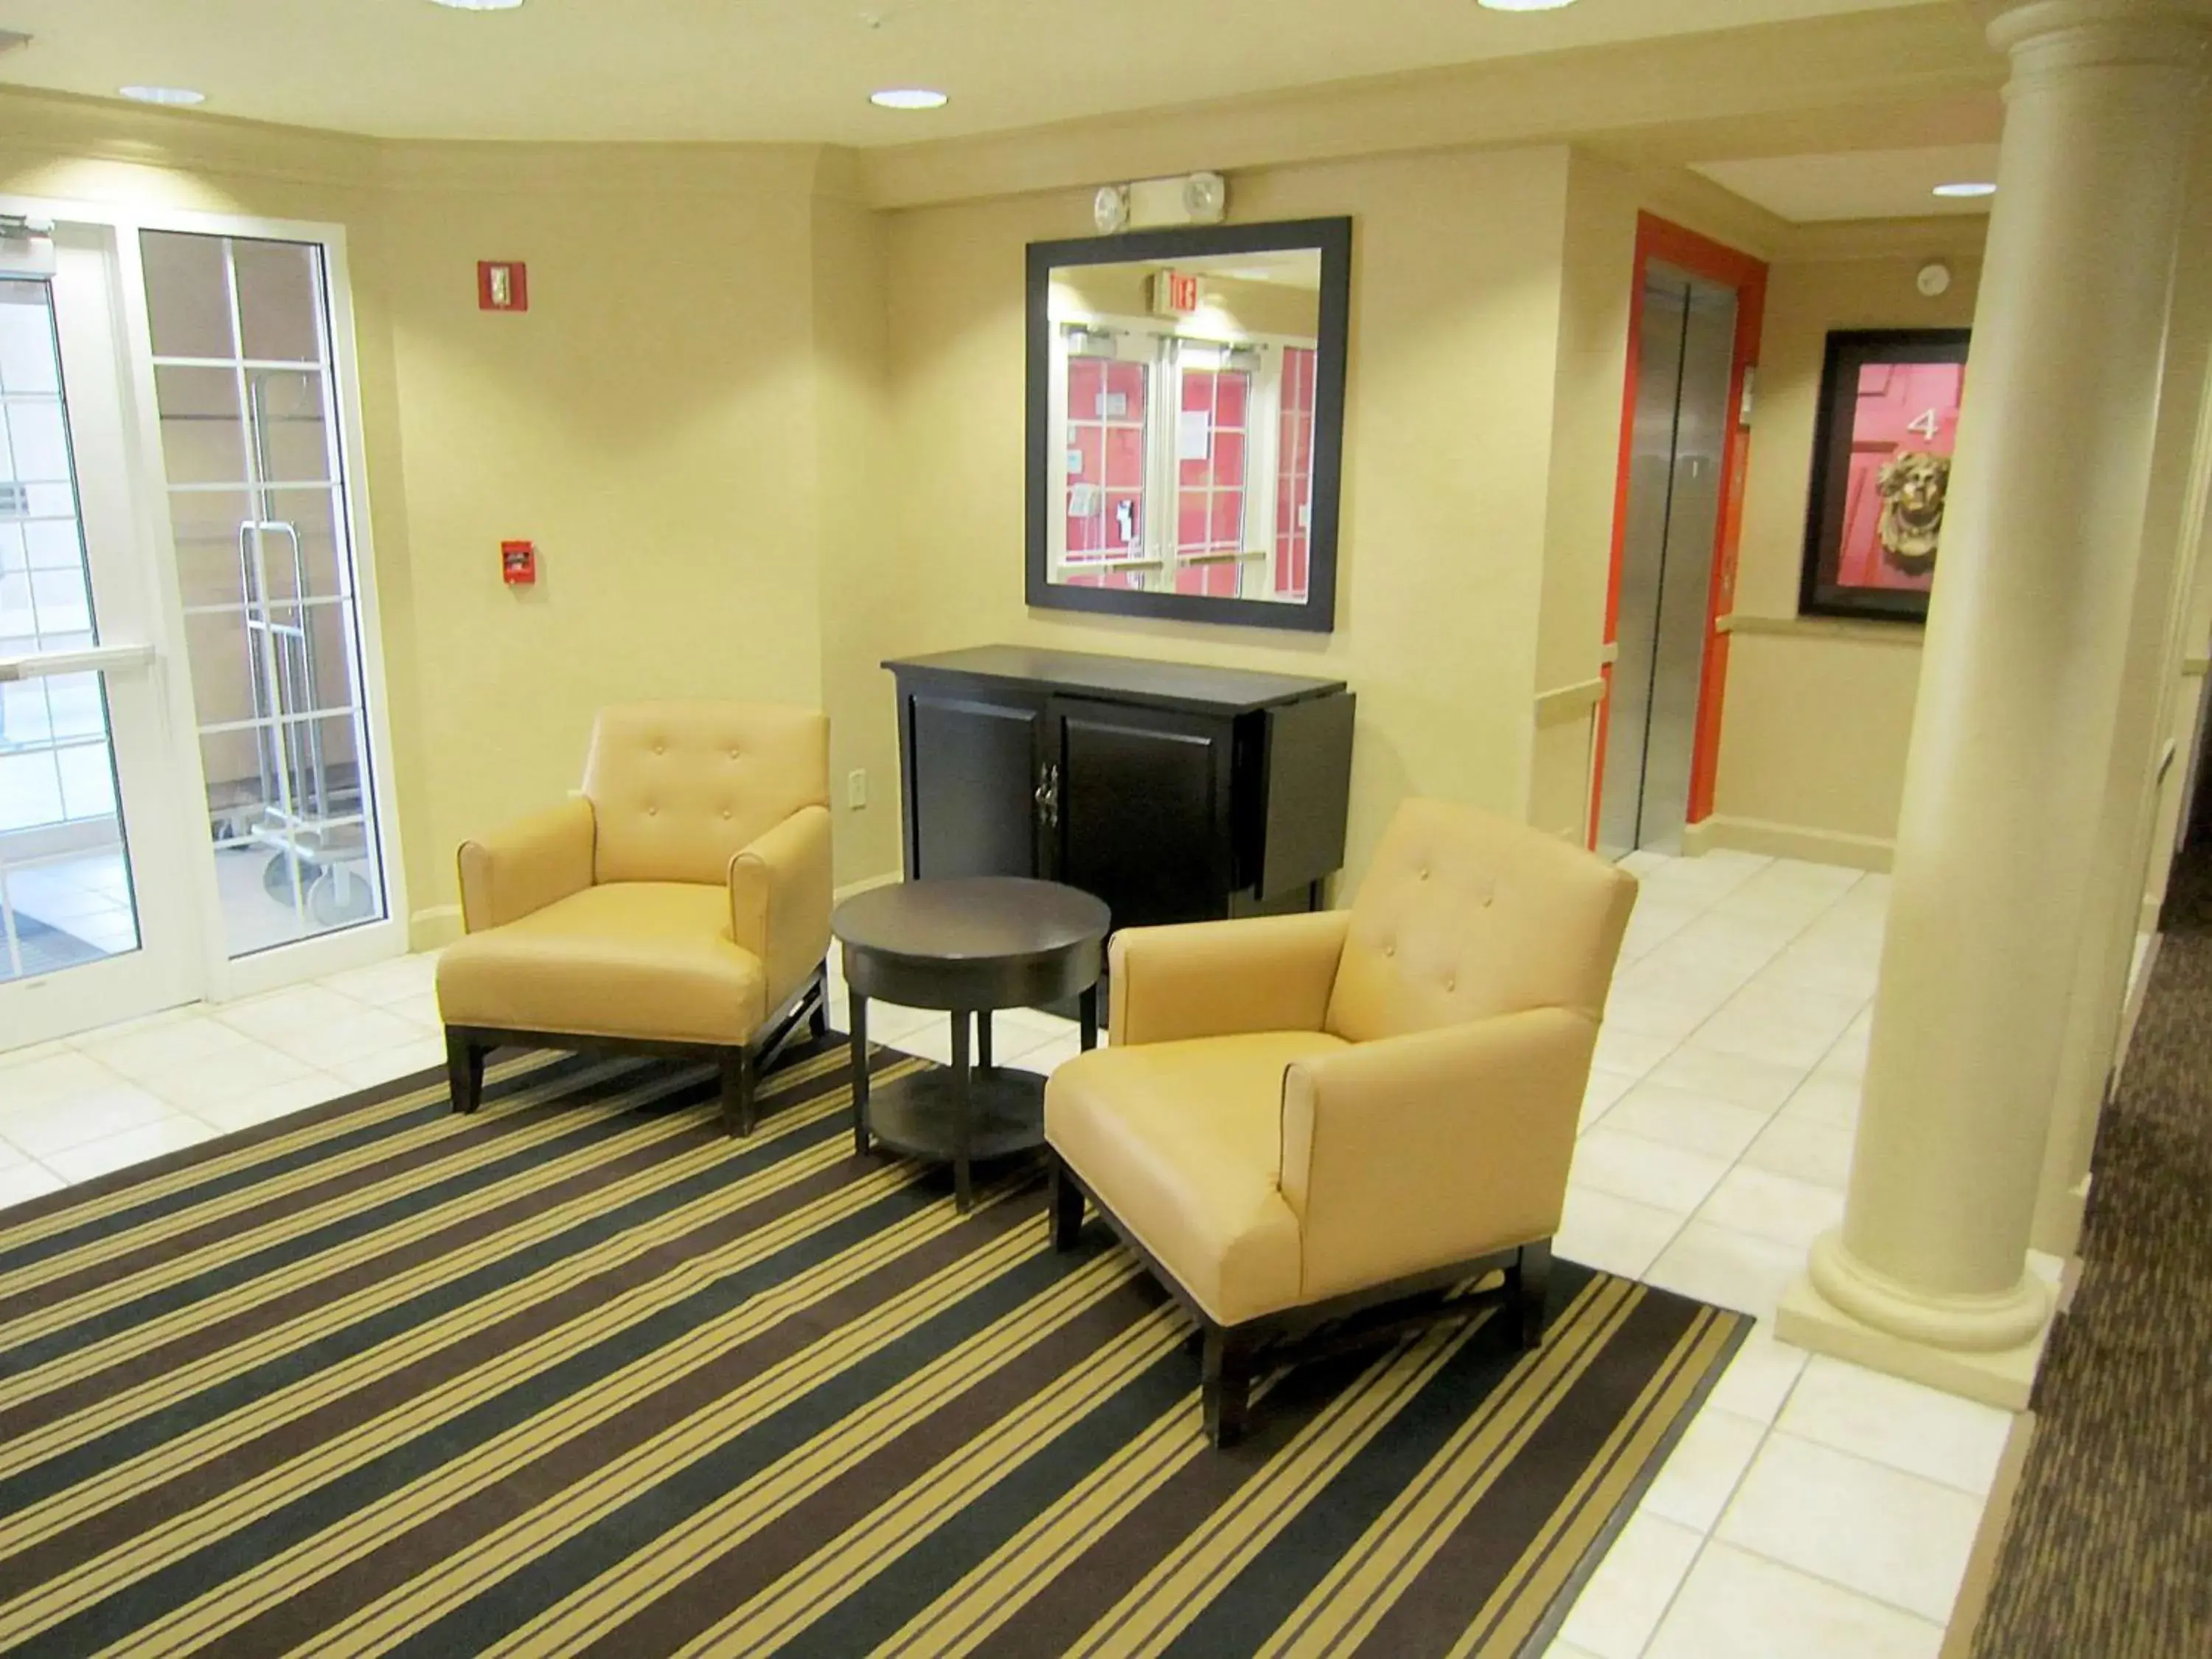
[1062,356,1150,590]
[1275,346,1317,602]
[1175,366,1250,597]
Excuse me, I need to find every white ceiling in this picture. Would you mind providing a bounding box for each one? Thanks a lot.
[0,0,1947,146]
[1695,144,2002,222]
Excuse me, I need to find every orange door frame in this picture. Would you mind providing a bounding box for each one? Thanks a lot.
[1589,214,1770,849]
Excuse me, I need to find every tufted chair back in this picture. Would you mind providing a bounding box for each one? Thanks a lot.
[1325,798,1638,1045]
[582,702,830,887]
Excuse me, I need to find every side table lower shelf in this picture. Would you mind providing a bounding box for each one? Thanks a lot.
[863,1067,1046,1163]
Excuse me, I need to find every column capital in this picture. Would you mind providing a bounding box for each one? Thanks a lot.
[1983,0,2212,67]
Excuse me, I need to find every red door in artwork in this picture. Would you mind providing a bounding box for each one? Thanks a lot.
[1834,361,1964,597]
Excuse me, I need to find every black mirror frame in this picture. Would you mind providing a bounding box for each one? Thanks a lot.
[1026,215,1352,634]
[1798,327,1972,624]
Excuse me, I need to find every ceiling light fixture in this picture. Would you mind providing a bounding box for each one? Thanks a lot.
[870,88,949,110]
[427,0,526,10]
[1933,181,1998,198]
[118,85,206,105]
[1476,0,1580,12]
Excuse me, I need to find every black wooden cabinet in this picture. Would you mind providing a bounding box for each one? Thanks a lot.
[888,646,1355,930]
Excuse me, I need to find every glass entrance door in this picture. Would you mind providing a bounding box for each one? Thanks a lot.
[0,211,400,1051]
[0,226,197,1044]
[141,230,389,964]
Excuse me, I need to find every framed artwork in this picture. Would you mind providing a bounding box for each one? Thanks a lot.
[1799,328,1971,622]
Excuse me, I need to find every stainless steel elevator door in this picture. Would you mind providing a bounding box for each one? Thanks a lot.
[1599,265,1738,858]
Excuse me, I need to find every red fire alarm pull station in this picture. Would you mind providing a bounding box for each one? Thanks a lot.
[478,261,528,312]
[501,540,537,585]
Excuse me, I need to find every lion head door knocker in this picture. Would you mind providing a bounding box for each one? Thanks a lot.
[1877,450,1951,578]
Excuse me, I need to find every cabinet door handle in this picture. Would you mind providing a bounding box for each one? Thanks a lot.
[1034,762,1061,830]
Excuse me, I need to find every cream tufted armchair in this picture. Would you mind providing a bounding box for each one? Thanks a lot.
[435,702,832,1136]
[1045,797,1638,1445]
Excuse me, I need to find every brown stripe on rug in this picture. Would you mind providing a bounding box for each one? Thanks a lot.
[0,1035,1746,1658]
[1972,843,2212,1658]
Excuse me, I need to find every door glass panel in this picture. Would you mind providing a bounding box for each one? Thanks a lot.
[141,232,237,359]
[0,278,142,983]
[153,365,249,484]
[142,230,386,959]
[233,241,324,364]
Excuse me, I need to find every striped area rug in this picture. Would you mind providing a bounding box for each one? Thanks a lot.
[0,1039,1745,1658]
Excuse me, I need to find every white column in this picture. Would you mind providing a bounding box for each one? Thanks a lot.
[1779,0,2212,1408]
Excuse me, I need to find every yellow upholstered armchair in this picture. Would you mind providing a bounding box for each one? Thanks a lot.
[435,701,833,1136]
[1045,798,1638,1445]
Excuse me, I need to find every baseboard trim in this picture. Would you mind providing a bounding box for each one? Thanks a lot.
[1682,814,1893,872]
[835,869,902,904]
[2029,1177,2087,1262]
[1939,1407,2038,1658]
[408,905,462,953]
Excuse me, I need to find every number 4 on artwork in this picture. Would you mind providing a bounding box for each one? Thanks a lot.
[1906,406,1942,442]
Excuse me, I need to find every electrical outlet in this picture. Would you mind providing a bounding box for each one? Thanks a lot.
[846,768,869,810]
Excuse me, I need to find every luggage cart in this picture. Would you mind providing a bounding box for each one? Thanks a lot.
[232,515,375,929]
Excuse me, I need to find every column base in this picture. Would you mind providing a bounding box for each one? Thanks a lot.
[1777,1274,2048,1411]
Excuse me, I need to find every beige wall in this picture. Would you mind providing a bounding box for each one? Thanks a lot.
[370,152,829,919]
[810,170,903,888]
[1527,154,1646,844]
[874,146,1579,890]
[1705,243,1984,865]
[0,103,894,945]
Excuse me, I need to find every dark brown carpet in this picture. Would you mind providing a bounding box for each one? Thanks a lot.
[1973,847,2212,1657]
[0,1037,1745,1658]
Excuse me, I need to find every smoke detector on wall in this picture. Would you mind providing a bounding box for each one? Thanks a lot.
[1917,260,1954,298]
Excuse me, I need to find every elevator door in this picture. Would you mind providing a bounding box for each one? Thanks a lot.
[1600,265,1738,859]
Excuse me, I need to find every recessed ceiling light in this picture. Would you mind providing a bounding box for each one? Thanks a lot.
[870,88,949,111]
[1476,0,1580,11]
[428,0,526,10]
[1934,181,1998,198]
[118,86,206,105]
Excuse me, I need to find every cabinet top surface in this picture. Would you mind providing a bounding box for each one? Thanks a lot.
[884,644,1346,712]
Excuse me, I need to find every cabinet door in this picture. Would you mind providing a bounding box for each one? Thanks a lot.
[904,689,1045,880]
[1049,697,1234,929]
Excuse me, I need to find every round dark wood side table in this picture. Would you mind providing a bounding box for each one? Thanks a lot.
[832,877,1108,1211]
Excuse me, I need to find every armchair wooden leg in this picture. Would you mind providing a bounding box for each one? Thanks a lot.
[1048,1155,1085,1251]
[1514,1239,1553,1351]
[446,1032,484,1115]
[807,962,830,1041]
[1202,1326,1254,1449]
[720,1046,758,1138]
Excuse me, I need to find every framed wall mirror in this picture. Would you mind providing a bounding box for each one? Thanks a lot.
[1026,217,1351,633]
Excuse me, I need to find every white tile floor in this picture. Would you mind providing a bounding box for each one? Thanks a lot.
[0,847,2042,1657]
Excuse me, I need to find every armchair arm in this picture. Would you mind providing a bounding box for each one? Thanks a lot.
[727,804,833,1006]
[456,798,597,933]
[1279,1007,1596,1302]
[1109,910,1352,1047]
